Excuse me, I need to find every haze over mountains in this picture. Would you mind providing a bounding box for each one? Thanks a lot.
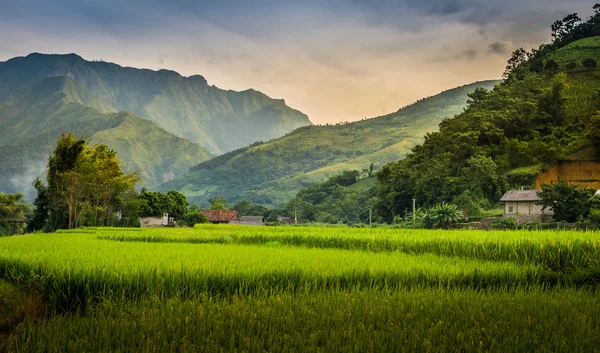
[158,80,500,206]
[0,53,311,198]
[0,52,501,205]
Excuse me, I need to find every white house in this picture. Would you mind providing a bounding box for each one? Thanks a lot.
[500,190,552,223]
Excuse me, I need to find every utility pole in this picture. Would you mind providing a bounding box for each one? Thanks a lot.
[369,207,372,227]
[412,198,416,220]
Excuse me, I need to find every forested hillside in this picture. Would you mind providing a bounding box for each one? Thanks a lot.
[0,77,212,198]
[378,8,600,221]
[158,80,499,206]
[0,53,311,154]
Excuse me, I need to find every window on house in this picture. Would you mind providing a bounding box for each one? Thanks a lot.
[509,206,514,213]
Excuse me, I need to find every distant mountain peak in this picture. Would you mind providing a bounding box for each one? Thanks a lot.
[0,52,311,154]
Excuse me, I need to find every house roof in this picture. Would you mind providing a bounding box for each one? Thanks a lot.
[202,210,239,222]
[239,216,264,221]
[500,190,542,202]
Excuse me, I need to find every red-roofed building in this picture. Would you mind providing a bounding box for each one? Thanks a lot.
[202,210,239,224]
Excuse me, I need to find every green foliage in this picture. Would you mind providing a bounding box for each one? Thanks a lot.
[0,192,30,235]
[587,208,600,227]
[379,28,600,221]
[183,211,208,227]
[41,133,141,230]
[157,80,500,207]
[208,196,230,211]
[584,58,598,68]
[287,172,379,225]
[537,180,597,222]
[492,218,517,230]
[410,203,464,229]
[139,189,188,219]
[0,77,212,196]
[232,200,269,216]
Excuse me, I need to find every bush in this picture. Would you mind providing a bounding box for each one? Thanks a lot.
[565,62,578,70]
[184,212,208,227]
[588,209,600,228]
[583,58,597,69]
[492,218,517,230]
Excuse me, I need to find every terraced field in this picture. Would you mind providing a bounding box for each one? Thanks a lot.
[1,225,599,352]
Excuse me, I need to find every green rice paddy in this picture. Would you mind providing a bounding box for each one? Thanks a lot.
[1,225,599,352]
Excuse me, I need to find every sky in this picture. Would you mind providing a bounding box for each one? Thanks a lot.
[0,0,595,124]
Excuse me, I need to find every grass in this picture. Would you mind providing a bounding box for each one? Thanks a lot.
[9,288,600,353]
[0,226,599,352]
[99,225,600,272]
[0,281,47,353]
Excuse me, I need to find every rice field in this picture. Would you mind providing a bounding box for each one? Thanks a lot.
[1,225,600,352]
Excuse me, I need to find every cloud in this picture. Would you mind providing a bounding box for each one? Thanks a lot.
[0,0,597,124]
[158,53,168,65]
[455,49,478,60]
[489,41,513,54]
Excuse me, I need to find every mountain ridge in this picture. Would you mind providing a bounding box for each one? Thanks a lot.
[158,80,500,206]
[0,53,312,154]
[0,76,212,199]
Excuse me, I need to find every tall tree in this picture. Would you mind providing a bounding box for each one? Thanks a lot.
[0,193,30,236]
[39,133,140,230]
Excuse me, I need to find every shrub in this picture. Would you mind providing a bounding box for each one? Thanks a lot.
[565,62,578,70]
[184,212,209,227]
[588,208,600,228]
[583,58,597,69]
[492,218,517,230]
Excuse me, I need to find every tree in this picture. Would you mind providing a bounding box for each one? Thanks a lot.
[566,62,578,70]
[427,203,464,229]
[551,13,581,41]
[537,180,596,222]
[139,190,188,219]
[184,211,208,227]
[503,48,528,78]
[166,191,188,219]
[39,133,140,230]
[583,58,597,69]
[208,196,230,210]
[0,193,30,235]
[543,59,560,75]
[27,178,50,232]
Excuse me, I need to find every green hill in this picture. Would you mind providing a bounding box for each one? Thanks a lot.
[158,80,500,206]
[0,53,311,154]
[0,77,212,199]
[377,31,600,220]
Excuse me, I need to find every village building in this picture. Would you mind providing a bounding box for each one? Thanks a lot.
[500,190,553,224]
[140,213,169,228]
[277,216,294,224]
[202,210,239,224]
[238,216,265,226]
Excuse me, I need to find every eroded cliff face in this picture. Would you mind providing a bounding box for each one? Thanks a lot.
[536,161,600,189]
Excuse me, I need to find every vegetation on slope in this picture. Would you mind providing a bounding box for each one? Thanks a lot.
[0,77,211,198]
[159,80,499,206]
[378,7,600,221]
[0,53,311,154]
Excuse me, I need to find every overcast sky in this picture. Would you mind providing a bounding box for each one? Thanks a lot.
[0,0,595,124]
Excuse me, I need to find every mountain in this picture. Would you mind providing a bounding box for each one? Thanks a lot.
[0,76,212,198]
[157,80,500,206]
[0,53,311,154]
